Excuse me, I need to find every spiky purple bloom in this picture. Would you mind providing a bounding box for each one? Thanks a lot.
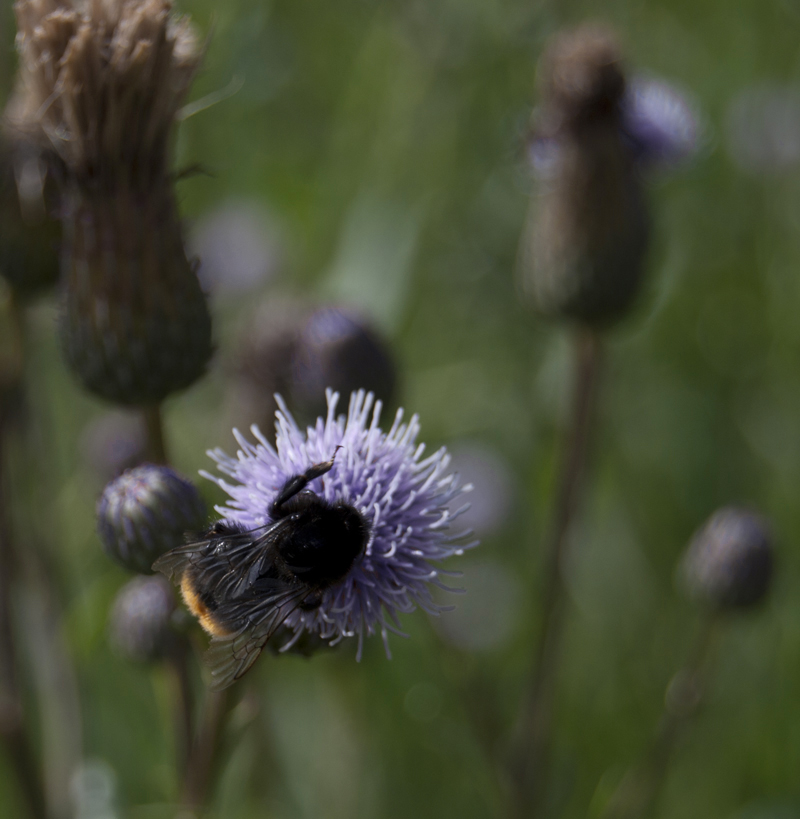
[201,390,475,658]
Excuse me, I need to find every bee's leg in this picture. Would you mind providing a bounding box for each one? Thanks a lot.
[299,590,324,611]
[271,446,343,516]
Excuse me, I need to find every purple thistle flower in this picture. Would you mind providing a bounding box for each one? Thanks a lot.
[201,389,475,659]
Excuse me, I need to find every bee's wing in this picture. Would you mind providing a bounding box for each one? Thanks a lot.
[204,580,309,691]
[152,521,285,589]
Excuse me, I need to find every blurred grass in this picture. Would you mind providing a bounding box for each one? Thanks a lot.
[4,0,800,817]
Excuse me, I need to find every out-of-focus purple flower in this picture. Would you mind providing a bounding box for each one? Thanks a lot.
[528,76,700,177]
[232,300,397,433]
[290,307,397,419]
[679,507,774,610]
[80,412,146,480]
[202,390,475,658]
[726,84,800,174]
[190,199,280,296]
[622,77,701,168]
[97,465,207,574]
[447,442,514,536]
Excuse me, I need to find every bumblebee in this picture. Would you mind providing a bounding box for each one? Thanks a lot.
[154,450,368,690]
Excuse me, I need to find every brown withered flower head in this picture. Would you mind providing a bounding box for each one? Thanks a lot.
[12,0,212,405]
[519,24,650,326]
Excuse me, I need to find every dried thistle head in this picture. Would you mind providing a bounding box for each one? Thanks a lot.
[12,0,201,188]
[519,23,649,326]
[538,24,625,131]
[12,0,214,405]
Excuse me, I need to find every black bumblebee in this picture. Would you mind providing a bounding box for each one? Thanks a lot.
[153,449,368,690]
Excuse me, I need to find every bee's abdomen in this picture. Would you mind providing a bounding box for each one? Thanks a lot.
[180,571,234,638]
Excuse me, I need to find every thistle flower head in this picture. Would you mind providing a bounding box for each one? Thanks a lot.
[97,463,207,574]
[202,390,475,658]
[680,507,774,611]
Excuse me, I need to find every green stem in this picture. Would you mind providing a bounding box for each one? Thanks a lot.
[180,689,231,814]
[143,403,169,464]
[167,639,195,780]
[0,299,47,819]
[512,326,603,817]
[598,616,719,819]
[142,413,200,793]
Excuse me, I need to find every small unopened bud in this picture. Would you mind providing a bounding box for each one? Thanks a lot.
[109,575,176,662]
[97,464,206,574]
[680,507,774,611]
[520,24,649,326]
[13,0,213,405]
[235,301,396,428]
[290,307,397,419]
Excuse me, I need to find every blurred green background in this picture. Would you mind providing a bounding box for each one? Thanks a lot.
[2,1,800,818]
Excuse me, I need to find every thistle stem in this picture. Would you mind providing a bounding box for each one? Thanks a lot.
[599,616,719,819]
[167,640,195,780]
[180,689,230,814]
[142,416,199,792]
[0,300,47,819]
[143,404,169,464]
[512,326,603,816]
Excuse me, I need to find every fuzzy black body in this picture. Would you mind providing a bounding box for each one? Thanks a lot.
[153,452,368,690]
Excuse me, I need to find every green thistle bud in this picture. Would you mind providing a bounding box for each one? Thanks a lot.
[679,507,774,611]
[97,464,206,574]
[520,25,649,326]
[13,0,212,404]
